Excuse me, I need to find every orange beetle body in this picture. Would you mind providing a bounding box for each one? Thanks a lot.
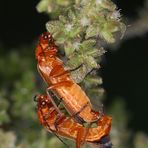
[36,32,100,123]
[36,94,112,148]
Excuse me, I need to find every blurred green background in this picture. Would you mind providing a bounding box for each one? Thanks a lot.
[0,0,148,148]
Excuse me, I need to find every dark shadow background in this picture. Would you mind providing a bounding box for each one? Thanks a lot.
[0,0,148,133]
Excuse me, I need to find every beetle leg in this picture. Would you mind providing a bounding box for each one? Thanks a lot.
[50,64,84,78]
[53,64,83,78]
[54,114,66,131]
[57,97,63,107]
[47,81,73,90]
[76,122,93,148]
[48,91,63,108]
[72,102,89,124]
[46,90,63,116]
[66,64,83,72]
[76,128,84,148]
[39,103,70,148]
[63,102,89,124]
[50,64,69,77]
[46,81,72,119]
[73,102,89,124]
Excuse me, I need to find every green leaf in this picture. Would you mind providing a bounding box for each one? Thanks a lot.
[56,0,70,6]
[68,9,77,21]
[69,64,92,83]
[0,110,10,124]
[85,47,105,57]
[84,56,98,68]
[64,24,81,39]
[120,22,126,39]
[59,15,67,23]
[46,21,62,35]
[99,0,116,11]
[84,75,103,86]
[65,54,83,69]
[36,0,49,13]
[80,39,96,51]
[100,30,115,43]
[85,24,99,39]
[64,46,75,56]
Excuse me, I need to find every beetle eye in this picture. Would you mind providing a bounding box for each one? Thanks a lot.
[43,35,48,39]
[41,101,46,106]
[48,34,51,38]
